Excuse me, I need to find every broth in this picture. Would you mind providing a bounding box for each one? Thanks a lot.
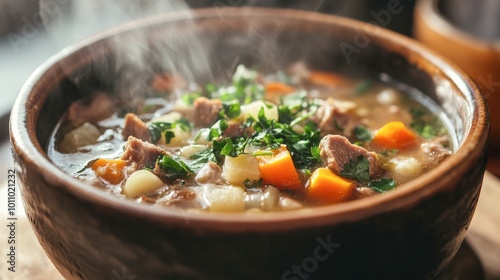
[48,63,454,212]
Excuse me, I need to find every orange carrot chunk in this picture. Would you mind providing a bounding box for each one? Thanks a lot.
[265,82,295,95]
[372,121,417,149]
[308,71,350,87]
[307,168,354,204]
[264,82,295,103]
[256,145,303,191]
[91,158,127,185]
[151,73,186,91]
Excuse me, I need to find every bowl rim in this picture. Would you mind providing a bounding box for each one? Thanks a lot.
[415,0,500,49]
[10,7,489,232]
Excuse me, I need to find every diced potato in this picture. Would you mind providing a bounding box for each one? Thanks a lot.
[205,186,245,212]
[388,157,422,183]
[58,122,101,153]
[239,100,279,121]
[122,170,164,198]
[222,154,261,185]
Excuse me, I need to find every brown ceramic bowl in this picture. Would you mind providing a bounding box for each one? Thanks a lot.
[10,8,489,280]
[414,0,500,155]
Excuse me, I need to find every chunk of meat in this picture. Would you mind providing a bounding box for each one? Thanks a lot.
[67,93,114,124]
[319,135,380,178]
[223,121,244,138]
[156,188,200,209]
[121,136,165,170]
[195,162,224,184]
[122,113,151,141]
[311,98,359,138]
[420,141,452,169]
[192,97,222,127]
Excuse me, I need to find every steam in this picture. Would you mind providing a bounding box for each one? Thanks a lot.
[40,0,214,99]
[38,0,353,101]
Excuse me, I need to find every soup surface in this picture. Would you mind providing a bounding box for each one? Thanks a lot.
[48,63,453,212]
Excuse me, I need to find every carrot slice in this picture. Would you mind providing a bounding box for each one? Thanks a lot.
[151,73,186,91]
[91,158,127,184]
[307,168,354,204]
[256,145,303,191]
[372,121,416,149]
[265,82,295,95]
[264,82,295,103]
[308,71,350,87]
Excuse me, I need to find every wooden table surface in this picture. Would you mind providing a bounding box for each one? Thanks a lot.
[0,170,499,280]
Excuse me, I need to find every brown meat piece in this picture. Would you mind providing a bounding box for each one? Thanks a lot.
[121,136,165,170]
[420,141,452,169]
[67,93,114,124]
[311,98,358,138]
[223,121,244,138]
[192,97,222,127]
[195,162,224,184]
[122,113,151,141]
[319,135,380,178]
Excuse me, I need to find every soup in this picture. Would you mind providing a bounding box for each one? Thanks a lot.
[48,63,453,212]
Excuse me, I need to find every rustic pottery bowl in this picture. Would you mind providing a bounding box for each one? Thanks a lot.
[414,0,500,154]
[10,8,489,280]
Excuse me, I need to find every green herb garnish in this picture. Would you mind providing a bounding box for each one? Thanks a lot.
[410,107,445,139]
[340,155,370,183]
[354,125,372,142]
[149,118,192,144]
[369,178,397,193]
[182,92,201,105]
[157,155,193,180]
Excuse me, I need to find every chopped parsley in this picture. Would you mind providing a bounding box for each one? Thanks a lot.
[354,125,372,142]
[410,107,446,139]
[355,80,371,95]
[157,154,193,180]
[208,65,264,104]
[369,178,397,193]
[340,155,370,183]
[149,118,192,144]
[340,155,397,193]
[182,92,201,105]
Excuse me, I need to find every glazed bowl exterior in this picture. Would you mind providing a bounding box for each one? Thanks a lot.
[10,8,489,280]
